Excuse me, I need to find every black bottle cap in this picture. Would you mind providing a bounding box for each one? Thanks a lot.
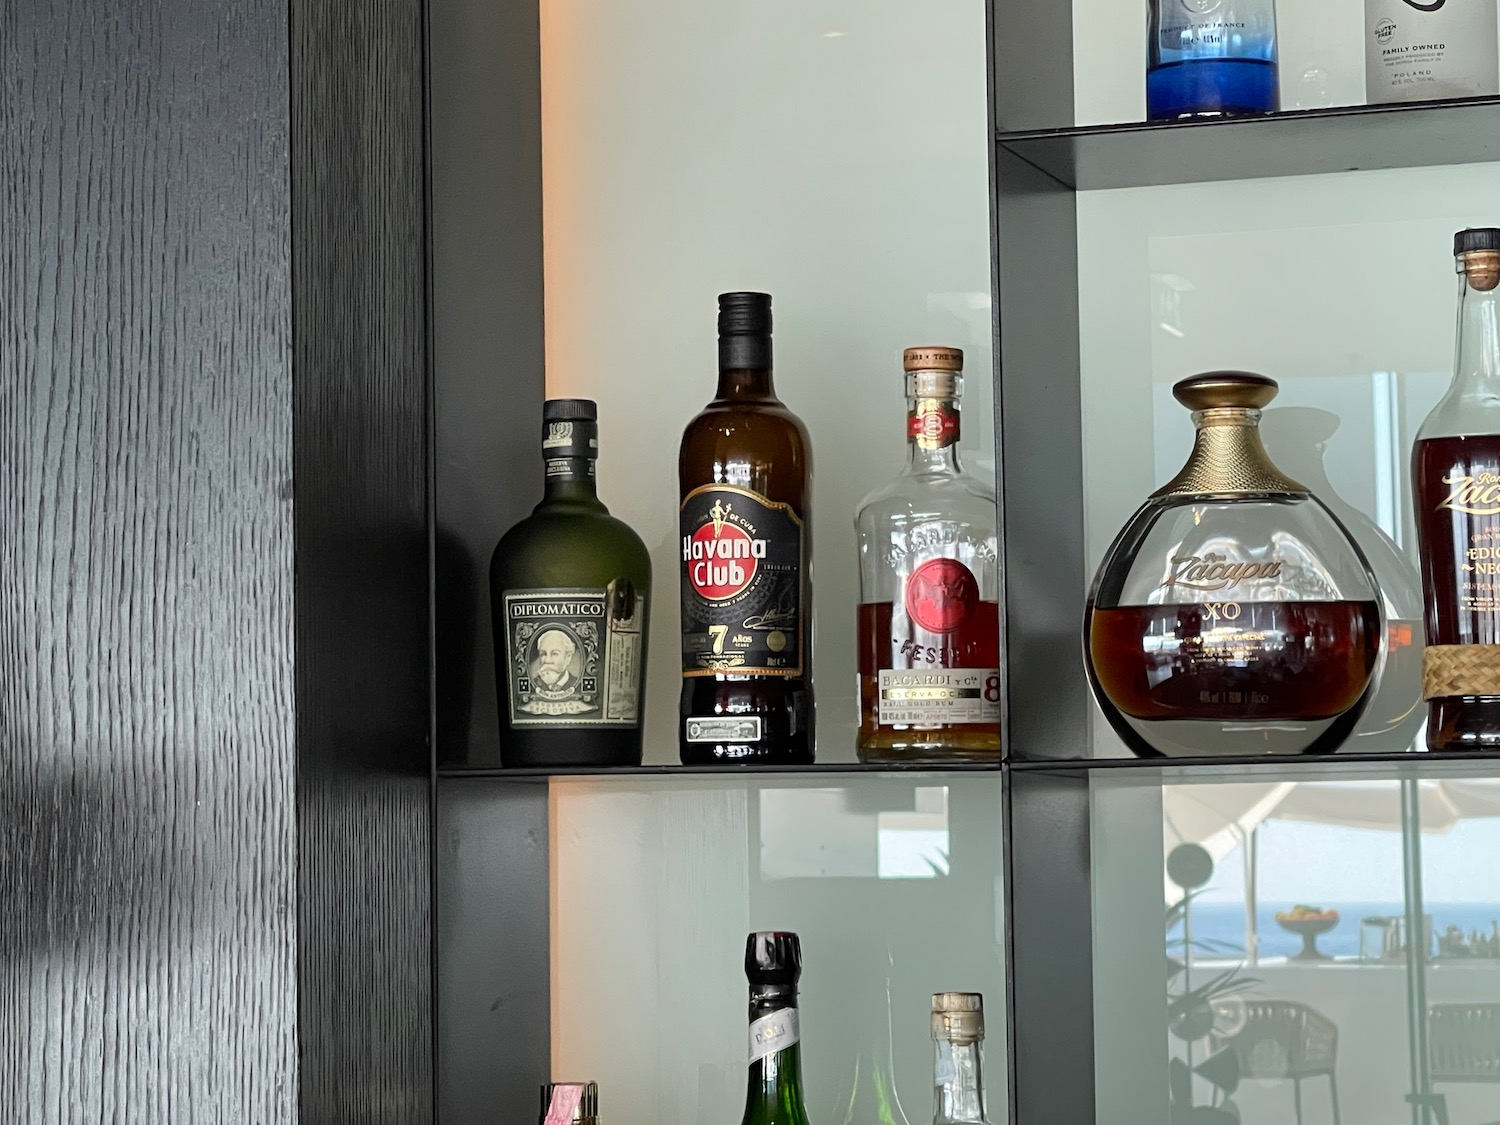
[744,931,801,986]
[1455,228,1500,256]
[718,292,773,337]
[543,398,598,422]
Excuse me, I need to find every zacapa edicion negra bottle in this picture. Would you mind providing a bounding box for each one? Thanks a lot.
[1085,372,1383,757]
[1414,228,1500,751]
[490,399,651,768]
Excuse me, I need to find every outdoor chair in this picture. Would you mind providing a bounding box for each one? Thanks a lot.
[1220,999,1340,1125]
[1422,1003,1500,1125]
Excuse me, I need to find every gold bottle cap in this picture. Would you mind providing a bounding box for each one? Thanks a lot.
[932,992,985,1042]
[1171,370,1278,413]
[903,346,964,373]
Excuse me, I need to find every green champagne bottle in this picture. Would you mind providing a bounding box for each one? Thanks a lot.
[490,399,651,768]
[741,932,813,1125]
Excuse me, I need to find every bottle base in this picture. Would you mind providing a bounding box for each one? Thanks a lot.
[1427,696,1500,752]
[857,730,1000,765]
[499,728,644,769]
[679,742,815,766]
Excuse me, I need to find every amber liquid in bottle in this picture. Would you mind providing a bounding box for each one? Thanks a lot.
[856,600,1002,753]
[1089,600,1381,721]
[679,293,814,764]
[1413,232,1500,751]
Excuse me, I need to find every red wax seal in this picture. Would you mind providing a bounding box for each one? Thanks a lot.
[904,558,979,633]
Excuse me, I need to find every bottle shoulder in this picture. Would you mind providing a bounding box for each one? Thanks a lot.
[855,470,998,526]
[492,507,652,590]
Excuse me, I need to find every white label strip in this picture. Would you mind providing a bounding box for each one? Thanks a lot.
[748,1007,800,1064]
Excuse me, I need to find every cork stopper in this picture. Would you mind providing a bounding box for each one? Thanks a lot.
[932,992,985,1043]
[904,346,964,400]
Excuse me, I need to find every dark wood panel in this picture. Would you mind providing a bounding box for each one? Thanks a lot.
[430,0,546,767]
[0,0,296,1120]
[291,0,434,1120]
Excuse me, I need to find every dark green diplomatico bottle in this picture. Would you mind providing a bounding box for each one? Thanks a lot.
[740,932,812,1125]
[490,399,651,767]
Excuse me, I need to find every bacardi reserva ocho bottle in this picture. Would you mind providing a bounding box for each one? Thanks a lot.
[489,399,651,768]
[855,347,1001,763]
[679,292,814,764]
[1085,372,1383,757]
[1414,228,1500,751]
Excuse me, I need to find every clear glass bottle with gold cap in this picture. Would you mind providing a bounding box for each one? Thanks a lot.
[855,347,1001,763]
[931,993,991,1125]
[1414,227,1500,751]
[1085,371,1383,758]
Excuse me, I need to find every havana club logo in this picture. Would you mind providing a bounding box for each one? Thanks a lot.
[682,498,768,600]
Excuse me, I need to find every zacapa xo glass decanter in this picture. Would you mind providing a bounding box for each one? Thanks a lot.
[1085,372,1383,758]
[855,347,1001,764]
[1148,0,1280,120]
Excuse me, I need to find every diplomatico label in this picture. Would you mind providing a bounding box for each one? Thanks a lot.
[503,581,644,726]
[680,485,805,676]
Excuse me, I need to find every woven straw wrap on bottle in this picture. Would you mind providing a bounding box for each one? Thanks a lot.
[1423,644,1500,698]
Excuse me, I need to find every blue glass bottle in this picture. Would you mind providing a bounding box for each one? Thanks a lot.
[1147,0,1279,120]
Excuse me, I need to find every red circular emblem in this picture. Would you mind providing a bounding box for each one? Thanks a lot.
[688,522,759,600]
[904,558,979,633]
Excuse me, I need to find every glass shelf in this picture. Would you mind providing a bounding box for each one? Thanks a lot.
[997,97,1500,191]
[437,761,1002,780]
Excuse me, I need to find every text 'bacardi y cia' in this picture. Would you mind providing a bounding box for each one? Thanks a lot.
[679,292,814,764]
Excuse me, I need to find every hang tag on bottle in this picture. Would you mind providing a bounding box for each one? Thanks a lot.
[544,1084,585,1125]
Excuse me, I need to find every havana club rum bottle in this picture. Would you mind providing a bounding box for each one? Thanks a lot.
[855,347,1001,763]
[490,400,651,768]
[679,293,814,764]
[1414,228,1500,751]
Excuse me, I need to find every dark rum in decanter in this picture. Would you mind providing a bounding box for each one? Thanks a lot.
[1414,228,1500,751]
[855,347,1000,763]
[679,293,814,764]
[1085,372,1383,757]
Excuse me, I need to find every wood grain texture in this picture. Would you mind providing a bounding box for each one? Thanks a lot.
[291,0,434,1120]
[0,0,296,1122]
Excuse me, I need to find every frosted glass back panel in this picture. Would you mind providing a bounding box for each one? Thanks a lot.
[540,0,995,764]
[1077,162,1500,756]
[550,773,1007,1123]
[1090,761,1500,1125]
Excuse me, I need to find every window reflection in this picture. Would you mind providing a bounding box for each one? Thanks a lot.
[1151,777,1500,1125]
[757,785,950,881]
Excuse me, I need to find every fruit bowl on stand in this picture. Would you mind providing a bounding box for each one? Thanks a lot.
[1276,906,1341,962]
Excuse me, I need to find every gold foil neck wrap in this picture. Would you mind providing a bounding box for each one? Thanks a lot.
[1152,414,1308,497]
[1423,644,1500,698]
[904,346,963,373]
[931,992,985,1042]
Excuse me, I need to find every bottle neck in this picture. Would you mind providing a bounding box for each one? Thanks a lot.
[1452,264,1500,401]
[933,1038,987,1125]
[743,987,808,1123]
[718,333,776,400]
[541,458,601,505]
[538,417,603,507]
[906,396,964,475]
